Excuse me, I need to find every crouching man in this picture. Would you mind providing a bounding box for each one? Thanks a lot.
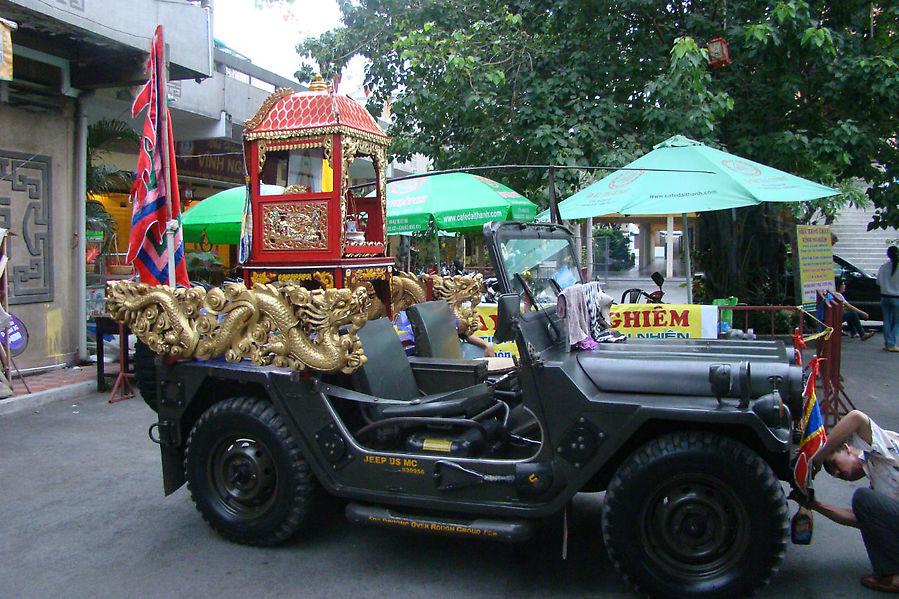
[805,410,899,593]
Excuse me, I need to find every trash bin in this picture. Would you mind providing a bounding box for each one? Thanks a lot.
[713,297,738,334]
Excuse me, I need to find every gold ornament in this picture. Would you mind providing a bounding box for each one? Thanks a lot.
[261,201,329,250]
[389,271,428,315]
[428,273,484,336]
[105,281,369,373]
[358,281,387,320]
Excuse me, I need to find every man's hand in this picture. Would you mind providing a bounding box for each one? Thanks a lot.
[788,489,814,507]
[810,447,827,472]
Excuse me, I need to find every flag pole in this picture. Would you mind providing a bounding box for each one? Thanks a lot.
[157,29,177,286]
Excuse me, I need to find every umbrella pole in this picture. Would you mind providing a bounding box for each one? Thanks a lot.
[462,234,466,271]
[435,227,441,273]
[585,217,594,281]
[548,166,561,223]
[683,212,693,304]
[666,216,675,280]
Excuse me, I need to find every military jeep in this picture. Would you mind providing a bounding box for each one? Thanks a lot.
[119,221,804,599]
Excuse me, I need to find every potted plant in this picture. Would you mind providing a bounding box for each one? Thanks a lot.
[185,249,225,285]
[85,119,139,272]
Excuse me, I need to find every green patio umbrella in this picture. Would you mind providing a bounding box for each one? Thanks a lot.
[385,173,537,235]
[545,135,839,302]
[551,135,838,219]
[181,184,283,245]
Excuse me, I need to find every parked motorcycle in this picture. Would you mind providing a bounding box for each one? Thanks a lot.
[483,277,501,303]
[620,271,666,303]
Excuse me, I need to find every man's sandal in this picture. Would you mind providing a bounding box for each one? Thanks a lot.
[861,574,899,593]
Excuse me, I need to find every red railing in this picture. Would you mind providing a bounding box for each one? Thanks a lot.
[817,302,854,428]
[721,304,803,338]
[717,303,852,429]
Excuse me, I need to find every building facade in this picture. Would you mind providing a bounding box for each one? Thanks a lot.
[0,0,213,370]
[1,0,427,372]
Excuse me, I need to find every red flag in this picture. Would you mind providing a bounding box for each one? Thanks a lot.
[793,357,827,494]
[126,25,189,288]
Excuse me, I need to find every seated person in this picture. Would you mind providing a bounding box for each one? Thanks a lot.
[833,278,875,340]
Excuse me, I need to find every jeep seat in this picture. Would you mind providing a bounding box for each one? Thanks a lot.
[407,300,521,404]
[351,317,495,420]
[406,300,464,359]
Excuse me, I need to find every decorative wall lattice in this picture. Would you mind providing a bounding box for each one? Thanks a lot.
[0,151,53,305]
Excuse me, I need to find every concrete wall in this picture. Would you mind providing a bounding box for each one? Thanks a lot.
[7,0,212,78]
[0,102,79,369]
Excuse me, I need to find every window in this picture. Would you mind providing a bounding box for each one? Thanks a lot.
[261,147,329,193]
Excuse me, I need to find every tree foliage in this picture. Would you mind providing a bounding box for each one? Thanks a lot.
[594,226,635,272]
[298,0,899,300]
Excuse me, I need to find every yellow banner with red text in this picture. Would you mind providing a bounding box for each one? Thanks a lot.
[472,303,719,357]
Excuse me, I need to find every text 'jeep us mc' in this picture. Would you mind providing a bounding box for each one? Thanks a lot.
[106,84,808,599]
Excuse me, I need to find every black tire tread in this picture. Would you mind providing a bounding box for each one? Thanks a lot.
[133,339,158,412]
[601,431,788,599]
[184,396,316,546]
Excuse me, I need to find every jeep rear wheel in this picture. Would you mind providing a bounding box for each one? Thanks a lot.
[185,397,317,546]
[602,432,788,599]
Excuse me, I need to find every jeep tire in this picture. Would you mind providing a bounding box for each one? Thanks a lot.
[133,339,158,412]
[602,431,788,599]
[185,397,317,546]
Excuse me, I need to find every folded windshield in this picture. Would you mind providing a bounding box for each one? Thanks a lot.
[499,237,583,304]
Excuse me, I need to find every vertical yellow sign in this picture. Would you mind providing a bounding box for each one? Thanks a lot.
[0,18,15,82]
[796,225,833,309]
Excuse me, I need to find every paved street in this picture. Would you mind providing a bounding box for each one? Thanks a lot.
[1,336,895,599]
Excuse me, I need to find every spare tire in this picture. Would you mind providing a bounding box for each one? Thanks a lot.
[133,339,159,412]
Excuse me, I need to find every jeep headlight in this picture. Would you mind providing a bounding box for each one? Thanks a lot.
[752,391,792,430]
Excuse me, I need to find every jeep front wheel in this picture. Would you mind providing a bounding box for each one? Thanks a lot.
[601,432,788,599]
[184,397,317,546]
[133,339,158,412]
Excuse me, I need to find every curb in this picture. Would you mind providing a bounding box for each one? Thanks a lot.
[0,380,98,417]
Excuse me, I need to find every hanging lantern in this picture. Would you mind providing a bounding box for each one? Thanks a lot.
[708,37,731,68]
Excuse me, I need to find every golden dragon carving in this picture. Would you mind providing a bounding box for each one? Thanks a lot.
[105,280,369,373]
[428,273,484,336]
[384,271,483,332]
[389,271,428,315]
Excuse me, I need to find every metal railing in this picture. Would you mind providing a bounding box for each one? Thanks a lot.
[718,304,804,338]
[718,303,853,429]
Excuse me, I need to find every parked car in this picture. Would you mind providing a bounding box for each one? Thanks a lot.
[833,255,882,321]
[785,255,882,322]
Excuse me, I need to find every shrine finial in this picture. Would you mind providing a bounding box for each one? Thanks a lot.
[309,75,329,92]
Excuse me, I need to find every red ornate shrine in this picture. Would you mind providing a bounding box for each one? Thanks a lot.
[241,77,393,311]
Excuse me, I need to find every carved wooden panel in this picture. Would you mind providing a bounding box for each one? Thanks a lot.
[261,201,329,251]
